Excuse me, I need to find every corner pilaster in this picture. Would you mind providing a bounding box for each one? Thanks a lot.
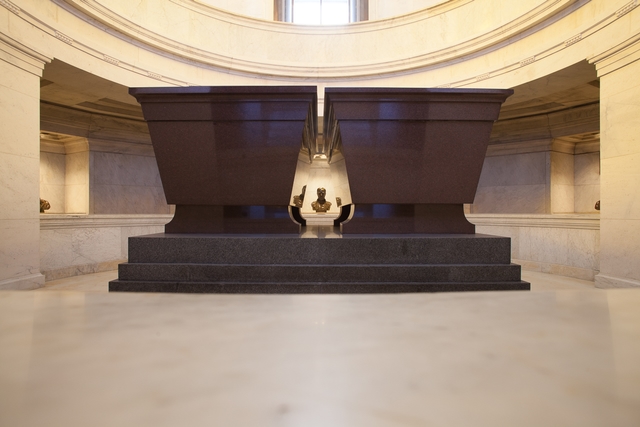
[589,37,640,288]
[0,35,51,289]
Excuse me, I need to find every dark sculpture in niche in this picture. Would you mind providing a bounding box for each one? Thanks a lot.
[293,185,306,208]
[40,198,50,213]
[595,200,600,210]
[336,197,342,207]
[312,187,332,212]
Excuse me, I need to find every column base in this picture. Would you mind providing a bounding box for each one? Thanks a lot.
[595,273,640,288]
[0,273,45,290]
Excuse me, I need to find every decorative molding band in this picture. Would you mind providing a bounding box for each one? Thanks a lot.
[490,102,600,146]
[103,54,119,65]
[40,214,173,230]
[448,1,635,87]
[467,214,600,230]
[475,73,491,82]
[564,33,581,47]
[40,102,152,144]
[40,139,66,154]
[486,139,557,156]
[0,0,20,15]
[86,138,156,157]
[7,0,634,81]
[0,34,52,76]
[64,138,90,154]
[616,0,638,19]
[55,30,74,45]
[51,0,584,79]
[550,138,577,154]
[588,34,640,77]
[5,2,187,85]
[182,0,475,34]
[519,56,535,67]
[485,137,599,157]
[574,140,600,154]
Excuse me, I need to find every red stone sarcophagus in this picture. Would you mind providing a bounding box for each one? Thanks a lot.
[129,86,317,234]
[324,88,513,234]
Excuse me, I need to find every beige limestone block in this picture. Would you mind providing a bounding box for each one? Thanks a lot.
[597,53,640,286]
[40,226,122,273]
[574,152,600,186]
[0,153,40,220]
[574,184,600,213]
[0,219,43,289]
[473,185,548,214]
[39,152,66,185]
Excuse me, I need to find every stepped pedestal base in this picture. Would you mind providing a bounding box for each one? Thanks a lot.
[110,233,529,293]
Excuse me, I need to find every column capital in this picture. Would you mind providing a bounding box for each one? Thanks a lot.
[0,33,52,77]
[588,34,640,78]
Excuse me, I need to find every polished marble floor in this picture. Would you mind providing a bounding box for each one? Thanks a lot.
[1,270,639,426]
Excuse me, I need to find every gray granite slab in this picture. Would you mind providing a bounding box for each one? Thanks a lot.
[127,233,512,265]
[111,233,529,293]
[109,280,531,293]
[118,263,522,283]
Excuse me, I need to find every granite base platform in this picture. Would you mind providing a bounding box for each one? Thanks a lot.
[109,233,529,293]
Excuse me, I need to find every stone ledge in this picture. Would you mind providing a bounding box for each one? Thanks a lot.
[40,214,173,230]
[43,259,123,282]
[468,213,600,230]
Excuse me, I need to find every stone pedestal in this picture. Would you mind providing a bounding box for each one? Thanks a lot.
[110,233,529,293]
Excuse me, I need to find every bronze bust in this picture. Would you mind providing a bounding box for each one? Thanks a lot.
[40,198,50,213]
[311,187,332,212]
[293,185,306,208]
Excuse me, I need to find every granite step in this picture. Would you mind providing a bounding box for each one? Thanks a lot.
[109,280,531,294]
[127,233,512,265]
[117,263,522,283]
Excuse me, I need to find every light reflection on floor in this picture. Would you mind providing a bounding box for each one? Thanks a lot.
[1,270,638,427]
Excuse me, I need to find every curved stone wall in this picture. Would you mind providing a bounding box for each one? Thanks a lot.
[4,0,637,87]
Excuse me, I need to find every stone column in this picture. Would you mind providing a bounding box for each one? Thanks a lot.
[591,39,640,288]
[0,39,50,289]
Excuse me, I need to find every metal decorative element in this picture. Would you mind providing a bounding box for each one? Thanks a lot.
[311,187,332,213]
[293,185,306,208]
[336,197,342,207]
[40,198,51,213]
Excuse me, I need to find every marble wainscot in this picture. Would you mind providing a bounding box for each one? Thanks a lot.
[324,88,514,234]
[127,86,317,234]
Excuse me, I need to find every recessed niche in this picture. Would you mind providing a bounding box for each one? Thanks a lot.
[39,132,89,214]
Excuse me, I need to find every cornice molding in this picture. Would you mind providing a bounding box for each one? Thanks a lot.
[0,32,51,76]
[180,0,474,34]
[489,102,600,146]
[588,32,640,76]
[40,102,152,145]
[49,0,588,80]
